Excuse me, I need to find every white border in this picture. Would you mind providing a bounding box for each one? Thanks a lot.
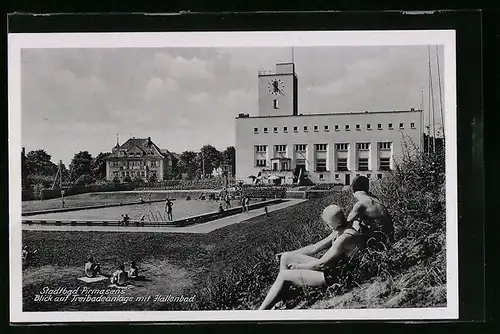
[8,30,458,323]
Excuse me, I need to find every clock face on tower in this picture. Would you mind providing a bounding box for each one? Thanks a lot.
[268,79,284,95]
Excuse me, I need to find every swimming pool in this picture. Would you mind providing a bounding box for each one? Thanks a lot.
[26,199,240,221]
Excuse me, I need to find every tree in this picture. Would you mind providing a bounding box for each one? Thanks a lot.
[92,152,111,181]
[75,174,93,186]
[221,146,236,177]
[25,149,58,176]
[123,176,132,183]
[178,151,199,180]
[69,151,94,183]
[198,145,222,177]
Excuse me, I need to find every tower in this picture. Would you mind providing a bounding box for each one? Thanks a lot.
[257,63,298,116]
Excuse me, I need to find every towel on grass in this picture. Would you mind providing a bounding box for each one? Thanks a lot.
[108,284,135,289]
[77,275,108,283]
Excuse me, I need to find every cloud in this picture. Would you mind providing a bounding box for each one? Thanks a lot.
[144,77,179,100]
[153,53,212,80]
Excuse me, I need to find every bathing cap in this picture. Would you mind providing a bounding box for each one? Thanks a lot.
[321,205,345,229]
[351,175,369,193]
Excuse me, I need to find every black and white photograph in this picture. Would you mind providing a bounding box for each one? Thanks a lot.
[9,30,458,322]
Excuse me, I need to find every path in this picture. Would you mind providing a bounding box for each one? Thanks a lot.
[22,199,306,234]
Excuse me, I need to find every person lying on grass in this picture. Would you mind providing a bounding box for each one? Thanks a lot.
[347,176,394,247]
[84,257,103,278]
[258,205,364,310]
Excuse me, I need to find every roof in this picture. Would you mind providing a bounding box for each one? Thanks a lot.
[106,138,167,159]
[236,109,422,120]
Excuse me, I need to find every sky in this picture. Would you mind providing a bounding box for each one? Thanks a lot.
[21,45,444,166]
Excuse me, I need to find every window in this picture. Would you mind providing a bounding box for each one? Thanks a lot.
[399,122,404,129]
[336,143,349,151]
[367,124,371,130]
[256,159,267,167]
[264,127,268,133]
[345,124,350,131]
[293,126,298,132]
[325,125,329,132]
[378,142,392,150]
[273,127,278,133]
[356,143,370,151]
[335,174,340,179]
[379,157,391,171]
[316,159,327,172]
[358,158,369,171]
[284,126,288,133]
[388,123,393,130]
[315,144,327,151]
[335,125,339,131]
[273,99,279,109]
[411,122,415,129]
[378,123,382,130]
[275,145,287,153]
[304,126,308,132]
[377,173,383,179]
[314,125,319,132]
[296,159,306,169]
[255,145,267,153]
[295,144,307,152]
[254,128,258,134]
[319,174,324,180]
[336,158,348,171]
[356,124,361,131]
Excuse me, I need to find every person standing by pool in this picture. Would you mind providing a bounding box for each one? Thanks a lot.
[165,198,173,221]
[245,197,251,213]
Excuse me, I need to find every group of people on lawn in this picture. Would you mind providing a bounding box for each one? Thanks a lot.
[84,258,140,286]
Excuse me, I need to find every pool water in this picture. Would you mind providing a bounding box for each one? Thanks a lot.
[27,199,240,222]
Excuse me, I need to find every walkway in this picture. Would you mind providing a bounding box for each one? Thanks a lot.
[22,199,306,234]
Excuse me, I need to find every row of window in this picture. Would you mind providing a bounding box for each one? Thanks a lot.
[254,122,416,134]
[258,156,391,172]
[113,171,157,178]
[255,142,392,153]
[319,173,385,181]
[110,160,161,167]
[117,151,156,157]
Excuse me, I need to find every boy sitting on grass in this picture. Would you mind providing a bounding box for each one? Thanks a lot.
[258,205,364,310]
[110,264,128,286]
[84,257,103,278]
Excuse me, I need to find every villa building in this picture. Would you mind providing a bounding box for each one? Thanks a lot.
[104,137,173,182]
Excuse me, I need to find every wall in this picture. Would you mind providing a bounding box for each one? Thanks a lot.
[235,110,422,185]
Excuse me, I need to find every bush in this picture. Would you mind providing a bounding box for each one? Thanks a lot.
[74,174,93,186]
[132,176,144,184]
[123,176,132,183]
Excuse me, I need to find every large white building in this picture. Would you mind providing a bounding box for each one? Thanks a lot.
[235,62,423,185]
